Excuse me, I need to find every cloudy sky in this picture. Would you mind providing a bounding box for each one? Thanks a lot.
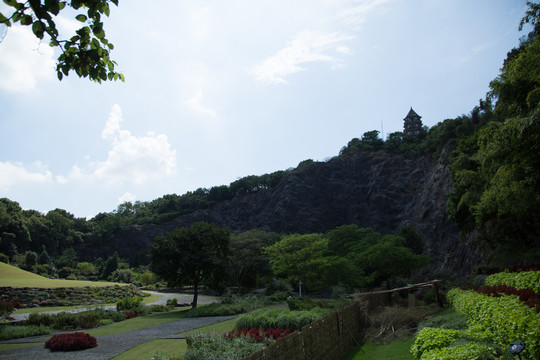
[0,0,531,218]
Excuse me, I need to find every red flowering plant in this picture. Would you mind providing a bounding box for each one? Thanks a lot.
[45,332,97,352]
[225,327,294,343]
[123,312,137,319]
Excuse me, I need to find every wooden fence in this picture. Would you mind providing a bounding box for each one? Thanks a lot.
[243,280,441,360]
[243,300,368,360]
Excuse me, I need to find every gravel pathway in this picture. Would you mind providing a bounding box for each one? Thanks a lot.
[0,292,226,360]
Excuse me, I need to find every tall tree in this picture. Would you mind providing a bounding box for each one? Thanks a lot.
[150,222,230,308]
[0,0,123,82]
[228,229,279,294]
[264,233,328,292]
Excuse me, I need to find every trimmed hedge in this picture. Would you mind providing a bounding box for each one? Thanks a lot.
[485,270,540,294]
[235,307,330,331]
[448,288,540,359]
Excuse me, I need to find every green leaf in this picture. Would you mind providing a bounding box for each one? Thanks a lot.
[57,71,63,81]
[75,14,87,22]
[119,73,125,82]
[58,1,66,10]
[0,12,11,26]
[20,14,33,25]
[32,21,44,39]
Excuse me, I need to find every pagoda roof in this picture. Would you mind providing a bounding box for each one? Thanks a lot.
[405,107,421,119]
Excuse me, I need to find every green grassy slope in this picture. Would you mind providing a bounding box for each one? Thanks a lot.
[0,262,125,288]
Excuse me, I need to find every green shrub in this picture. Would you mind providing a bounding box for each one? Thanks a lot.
[269,290,288,302]
[448,288,540,359]
[410,327,460,359]
[417,308,468,331]
[286,297,349,311]
[116,296,143,312]
[76,312,101,329]
[0,324,51,340]
[186,294,269,318]
[99,318,114,326]
[27,312,54,327]
[184,333,267,360]
[235,307,329,331]
[150,305,169,313]
[52,312,78,329]
[485,270,540,293]
[0,301,14,318]
[419,342,498,360]
[166,298,178,306]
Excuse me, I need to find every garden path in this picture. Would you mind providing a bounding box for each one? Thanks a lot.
[0,292,223,360]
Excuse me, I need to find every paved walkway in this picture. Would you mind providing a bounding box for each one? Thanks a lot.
[0,292,226,360]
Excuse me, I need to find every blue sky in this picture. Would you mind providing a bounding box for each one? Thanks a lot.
[0,0,531,218]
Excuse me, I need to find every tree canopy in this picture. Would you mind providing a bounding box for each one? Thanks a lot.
[150,222,230,307]
[0,0,123,82]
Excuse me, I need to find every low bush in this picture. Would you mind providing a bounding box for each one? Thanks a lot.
[45,332,97,352]
[448,288,540,359]
[149,304,170,313]
[485,270,540,293]
[186,294,269,318]
[0,324,51,340]
[76,312,101,329]
[52,312,78,330]
[27,312,54,327]
[98,318,114,326]
[116,296,143,312]
[225,327,293,342]
[419,342,498,360]
[166,298,178,306]
[410,327,460,359]
[184,333,267,360]
[235,307,329,331]
[0,301,14,318]
[286,297,349,311]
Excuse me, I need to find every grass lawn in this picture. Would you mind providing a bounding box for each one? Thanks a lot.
[0,262,125,288]
[341,336,416,360]
[112,317,239,360]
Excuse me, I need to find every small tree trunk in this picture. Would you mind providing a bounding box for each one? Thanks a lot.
[192,280,199,308]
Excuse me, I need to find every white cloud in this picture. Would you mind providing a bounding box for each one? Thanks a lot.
[0,161,52,189]
[0,25,55,93]
[118,192,136,204]
[250,30,354,84]
[335,0,391,27]
[93,104,177,184]
[185,90,217,118]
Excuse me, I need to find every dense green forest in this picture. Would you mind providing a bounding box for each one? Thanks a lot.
[0,3,538,292]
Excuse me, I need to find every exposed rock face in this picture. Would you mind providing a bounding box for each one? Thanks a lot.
[115,148,481,277]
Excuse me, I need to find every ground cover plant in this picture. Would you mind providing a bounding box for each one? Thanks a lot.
[45,332,97,352]
[185,293,270,317]
[410,269,540,360]
[183,333,267,360]
[0,324,51,340]
[235,307,330,331]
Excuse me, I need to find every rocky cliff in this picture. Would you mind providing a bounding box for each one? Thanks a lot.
[115,148,481,277]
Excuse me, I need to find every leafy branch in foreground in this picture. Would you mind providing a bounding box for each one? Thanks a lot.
[0,0,124,83]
